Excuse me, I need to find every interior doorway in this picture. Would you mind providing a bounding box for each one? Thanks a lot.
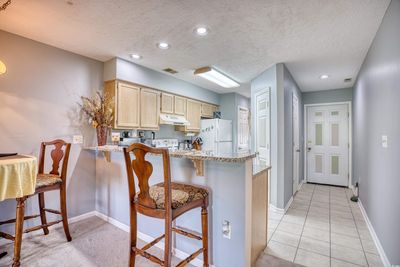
[305,103,351,187]
[255,89,270,165]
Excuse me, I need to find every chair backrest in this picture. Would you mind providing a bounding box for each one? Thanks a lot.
[123,143,171,210]
[38,139,71,180]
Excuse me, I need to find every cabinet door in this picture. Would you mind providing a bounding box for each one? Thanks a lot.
[161,93,174,114]
[140,88,160,129]
[174,95,186,115]
[117,82,140,128]
[186,99,202,131]
[201,103,214,118]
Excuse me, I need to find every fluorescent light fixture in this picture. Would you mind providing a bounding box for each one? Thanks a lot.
[130,53,142,60]
[0,60,6,75]
[195,26,209,36]
[194,67,240,88]
[320,74,329,79]
[157,42,170,49]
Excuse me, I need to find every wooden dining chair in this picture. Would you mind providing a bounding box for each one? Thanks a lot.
[123,143,209,267]
[0,139,72,266]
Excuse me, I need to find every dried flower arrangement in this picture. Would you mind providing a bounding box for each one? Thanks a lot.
[80,91,113,146]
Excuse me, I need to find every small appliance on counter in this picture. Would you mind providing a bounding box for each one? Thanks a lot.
[152,139,179,150]
[200,119,233,155]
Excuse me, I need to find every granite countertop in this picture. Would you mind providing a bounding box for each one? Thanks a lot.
[85,145,258,163]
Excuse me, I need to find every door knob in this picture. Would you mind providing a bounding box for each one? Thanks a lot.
[307,147,311,152]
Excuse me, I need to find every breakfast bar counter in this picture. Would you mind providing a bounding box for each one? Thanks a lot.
[86,146,270,267]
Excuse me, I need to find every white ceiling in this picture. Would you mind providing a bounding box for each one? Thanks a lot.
[0,0,390,96]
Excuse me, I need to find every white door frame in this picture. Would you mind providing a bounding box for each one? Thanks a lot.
[303,101,352,188]
[292,93,300,194]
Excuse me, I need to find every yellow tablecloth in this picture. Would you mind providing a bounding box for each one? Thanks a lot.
[0,155,37,201]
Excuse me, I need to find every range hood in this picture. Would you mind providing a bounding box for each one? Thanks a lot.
[160,113,190,126]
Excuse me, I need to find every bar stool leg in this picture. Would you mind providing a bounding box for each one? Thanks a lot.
[201,206,209,267]
[12,197,26,267]
[129,208,137,267]
[164,217,172,267]
[38,193,49,235]
[60,187,71,242]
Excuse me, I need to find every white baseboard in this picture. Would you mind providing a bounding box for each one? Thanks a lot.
[297,180,305,191]
[0,210,97,246]
[269,196,293,215]
[358,200,391,267]
[269,204,284,214]
[94,211,213,267]
[284,196,293,213]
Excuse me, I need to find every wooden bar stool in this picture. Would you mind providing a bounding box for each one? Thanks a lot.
[0,139,72,266]
[123,143,209,267]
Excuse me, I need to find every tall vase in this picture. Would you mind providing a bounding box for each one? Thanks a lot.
[96,126,108,146]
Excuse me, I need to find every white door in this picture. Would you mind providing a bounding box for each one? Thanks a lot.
[255,90,270,164]
[292,94,300,193]
[306,104,349,186]
[238,107,250,152]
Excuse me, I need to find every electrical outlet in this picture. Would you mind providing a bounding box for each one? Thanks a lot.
[222,220,231,239]
[72,135,83,144]
[382,135,388,148]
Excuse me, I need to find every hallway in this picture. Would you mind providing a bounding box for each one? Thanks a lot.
[264,184,384,267]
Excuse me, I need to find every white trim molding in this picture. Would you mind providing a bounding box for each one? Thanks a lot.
[358,200,391,267]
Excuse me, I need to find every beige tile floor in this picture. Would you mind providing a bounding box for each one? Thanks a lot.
[265,183,384,267]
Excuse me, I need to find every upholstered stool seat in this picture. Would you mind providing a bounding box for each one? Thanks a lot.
[36,174,62,189]
[135,182,209,210]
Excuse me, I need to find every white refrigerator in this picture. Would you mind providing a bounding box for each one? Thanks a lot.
[200,119,233,155]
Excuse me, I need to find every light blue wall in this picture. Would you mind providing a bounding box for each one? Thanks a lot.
[283,64,304,206]
[302,87,353,105]
[0,30,99,233]
[251,64,285,208]
[104,58,220,105]
[353,0,400,264]
[219,93,251,153]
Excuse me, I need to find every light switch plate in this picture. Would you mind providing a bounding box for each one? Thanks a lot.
[382,135,388,148]
[73,135,83,144]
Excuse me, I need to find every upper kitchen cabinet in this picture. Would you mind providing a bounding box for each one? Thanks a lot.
[140,88,160,130]
[174,95,186,115]
[185,99,202,132]
[161,93,174,114]
[105,80,140,129]
[201,103,216,118]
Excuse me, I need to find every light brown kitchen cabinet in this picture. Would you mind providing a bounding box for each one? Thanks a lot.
[201,103,215,118]
[161,93,174,114]
[185,99,202,132]
[174,95,186,115]
[140,88,160,130]
[104,80,140,129]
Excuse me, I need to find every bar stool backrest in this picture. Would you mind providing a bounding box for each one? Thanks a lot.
[123,143,172,210]
[38,139,71,180]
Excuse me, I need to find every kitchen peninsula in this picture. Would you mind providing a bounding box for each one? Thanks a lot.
[87,146,269,267]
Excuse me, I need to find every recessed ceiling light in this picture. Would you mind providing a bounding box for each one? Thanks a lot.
[320,74,329,79]
[195,26,209,36]
[194,67,240,88]
[130,53,142,60]
[157,42,170,49]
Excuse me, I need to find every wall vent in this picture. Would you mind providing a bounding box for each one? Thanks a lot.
[344,78,352,83]
[163,68,178,74]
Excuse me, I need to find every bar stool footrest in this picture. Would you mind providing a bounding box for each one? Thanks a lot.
[44,208,61,215]
[132,247,164,266]
[0,215,40,226]
[141,234,165,251]
[0,231,15,241]
[176,248,204,267]
[23,220,63,233]
[172,227,202,240]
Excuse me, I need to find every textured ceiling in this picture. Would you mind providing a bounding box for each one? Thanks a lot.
[0,0,390,96]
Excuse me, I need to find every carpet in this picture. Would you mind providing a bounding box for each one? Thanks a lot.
[0,216,302,267]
